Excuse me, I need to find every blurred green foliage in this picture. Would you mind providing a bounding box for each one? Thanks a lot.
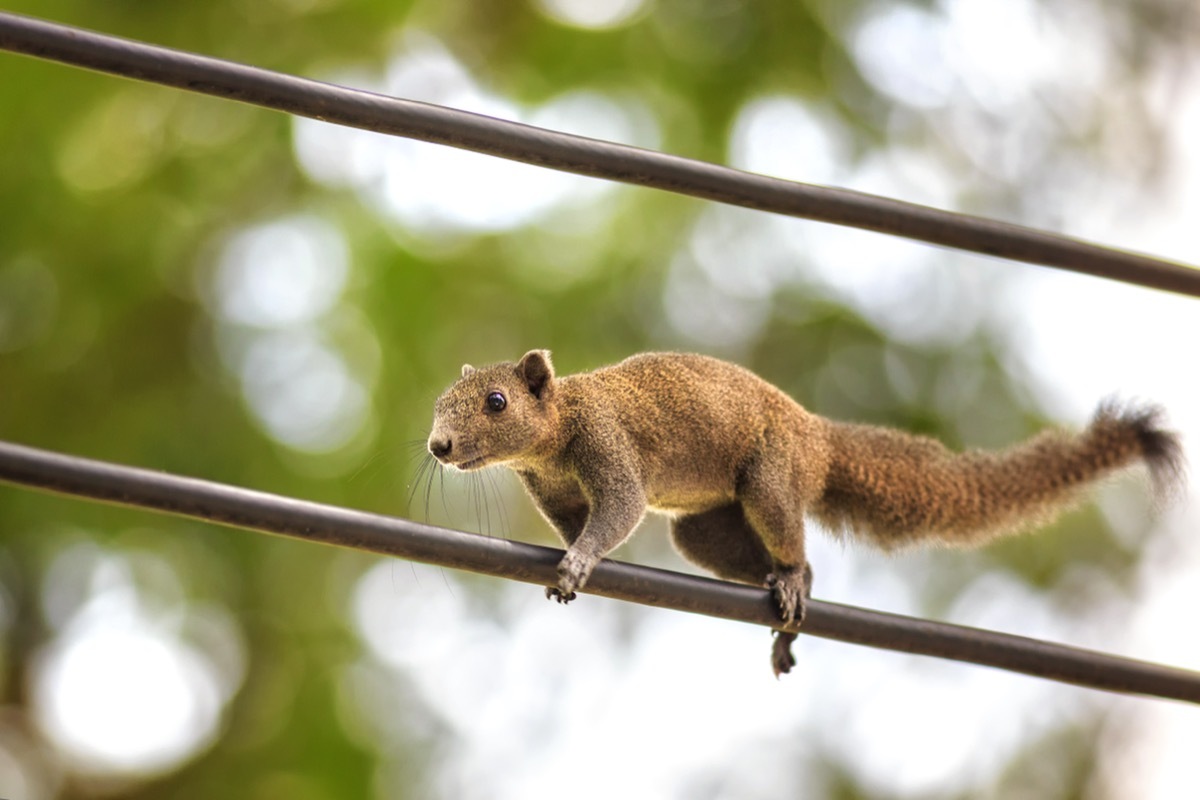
[0,1,1194,798]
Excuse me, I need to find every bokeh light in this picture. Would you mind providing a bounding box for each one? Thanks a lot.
[31,545,244,777]
[293,32,659,239]
[208,214,378,454]
[534,0,647,30]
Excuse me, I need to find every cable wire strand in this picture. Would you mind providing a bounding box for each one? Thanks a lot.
[1,438,1198,704]
[1,11,1199,296]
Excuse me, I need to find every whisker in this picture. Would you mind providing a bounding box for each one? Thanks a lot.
[474,473,488,536]
[437,464,450,521]
[406,454,434,519]
[426,461,440,524]
[403,448,431,468]
[349,449,391,483]
[478,470,493,538]
[467,472,478,534]
[475,472,484,534]
[480,472,495,538]
[404,458,424,515]
[397,439,432,469]
[483,468,512,540]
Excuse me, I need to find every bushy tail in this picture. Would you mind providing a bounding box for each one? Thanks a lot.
[814,401,1184,550]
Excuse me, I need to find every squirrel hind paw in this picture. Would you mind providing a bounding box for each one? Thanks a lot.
[767,566,811,625]
[771,630,798,677]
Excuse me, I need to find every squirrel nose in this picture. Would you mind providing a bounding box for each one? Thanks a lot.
[428,436,452,459]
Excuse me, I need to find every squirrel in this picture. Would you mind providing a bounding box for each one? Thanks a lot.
[427,350,1183,675]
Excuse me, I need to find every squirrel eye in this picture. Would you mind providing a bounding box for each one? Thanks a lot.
[485,391,507,413]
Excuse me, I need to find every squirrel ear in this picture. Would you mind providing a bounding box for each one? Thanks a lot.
[461,364,476,377]
[517,350,554,399]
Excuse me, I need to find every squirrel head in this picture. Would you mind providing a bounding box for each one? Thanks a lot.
[427,350,558,470]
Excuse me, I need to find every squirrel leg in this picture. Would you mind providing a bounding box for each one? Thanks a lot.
[769,563,813,677]
[521,442,647,602]
[672,504,813,676]
[539,506,590,604]
[552,482,647,601]
[539,505,592,604]
[517,470,596,604]
[669,503,774,583]
[737,451,816,627]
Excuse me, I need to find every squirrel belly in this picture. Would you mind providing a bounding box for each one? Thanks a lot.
[427,349,1183,665]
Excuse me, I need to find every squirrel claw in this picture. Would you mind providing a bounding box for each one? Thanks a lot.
[545,586,577,604]
[766,566,810,626]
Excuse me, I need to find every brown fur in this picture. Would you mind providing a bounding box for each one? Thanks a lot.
[428,351,1183,674]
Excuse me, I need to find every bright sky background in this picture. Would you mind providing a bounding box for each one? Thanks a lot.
[24,0,1200,797]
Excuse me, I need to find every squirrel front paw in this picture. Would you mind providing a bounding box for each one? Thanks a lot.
[544,586,577,603]
[547,549,598,604]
